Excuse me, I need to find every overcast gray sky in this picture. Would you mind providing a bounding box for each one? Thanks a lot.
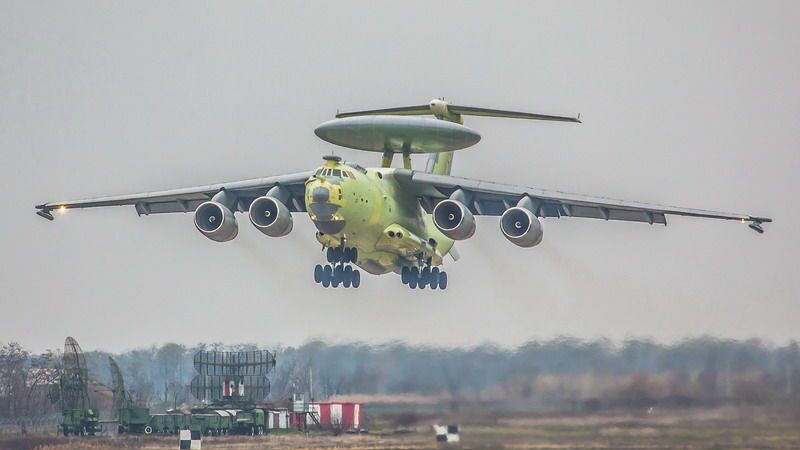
[1,1,798,353]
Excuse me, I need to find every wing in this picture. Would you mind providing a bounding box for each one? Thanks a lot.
[394,170,771,232]
[35,171,313,220]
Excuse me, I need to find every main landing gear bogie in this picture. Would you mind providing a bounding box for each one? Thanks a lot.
[326,246,358,264]
[402,265,447,290]
[316,246,360,288]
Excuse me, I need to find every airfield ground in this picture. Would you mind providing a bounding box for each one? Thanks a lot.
[3,406,800,450]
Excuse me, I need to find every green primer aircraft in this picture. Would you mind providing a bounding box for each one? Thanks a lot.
[36,99,771,289]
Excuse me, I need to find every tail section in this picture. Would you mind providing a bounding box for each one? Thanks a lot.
[425,152,454,175]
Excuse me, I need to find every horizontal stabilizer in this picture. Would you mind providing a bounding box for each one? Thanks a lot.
[449,105,581,123]
[335,99,581,123]
[336,105,430,118]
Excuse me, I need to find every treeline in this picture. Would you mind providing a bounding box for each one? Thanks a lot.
[2,337,800,418]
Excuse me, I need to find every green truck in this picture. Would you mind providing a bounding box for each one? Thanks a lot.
[148,413,191,434]
[117,406,151,434]
[231,408,266,435]
[190,411,232,435]
[60,408,100,436]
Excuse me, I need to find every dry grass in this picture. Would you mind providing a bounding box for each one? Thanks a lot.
[4,407,800,450]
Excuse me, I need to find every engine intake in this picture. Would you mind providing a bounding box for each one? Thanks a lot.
[500,207,543,247]
[194,201,238,242]
[248,196,293,237]
[433,199,475,240]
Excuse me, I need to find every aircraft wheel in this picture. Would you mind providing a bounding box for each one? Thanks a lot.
[401,267,410,284]
[332,265,343,287]
[343,266,353,288]
[334,247,343,263]
[342,247,352,263]
[438,271,448,290]
[421,266,431,285]
[430,268,440,289]
[326,247,335,263]
[410,267,419,280]
[314,264,324,283]
[408,278,417,289]
[322,265,332,287]
[350,248,358,263]
[144,426,153,435]
[351,270,361,288]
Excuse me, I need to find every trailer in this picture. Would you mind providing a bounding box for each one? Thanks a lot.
[117,406,150,434]
[292,402,364,431]
[267,408,290,430]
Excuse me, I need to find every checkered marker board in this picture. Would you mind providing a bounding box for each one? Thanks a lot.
[434,424,460,443]
[179,429,201,450]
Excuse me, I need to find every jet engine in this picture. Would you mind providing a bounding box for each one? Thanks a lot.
[433,199,476,240]
[194,201,238,242]
[248,196,293,237]
[500,206,543,247]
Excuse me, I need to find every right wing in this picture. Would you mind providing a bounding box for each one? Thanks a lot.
[394,170,771,233]
[35,171,313,220]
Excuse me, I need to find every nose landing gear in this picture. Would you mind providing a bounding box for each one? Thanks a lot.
[316,246,361,288]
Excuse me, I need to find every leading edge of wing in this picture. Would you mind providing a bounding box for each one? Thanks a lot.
[406,170,772,225]
[35,171,313,214]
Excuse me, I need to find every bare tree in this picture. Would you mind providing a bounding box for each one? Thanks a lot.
[0,342,29,417]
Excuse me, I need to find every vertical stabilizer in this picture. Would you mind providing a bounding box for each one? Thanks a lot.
[425,152,454,175]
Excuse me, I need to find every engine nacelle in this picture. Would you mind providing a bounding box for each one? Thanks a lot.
[500,206,543,247]
[248,196,293,237]
[194,201,238,242]
[433,199,476,240]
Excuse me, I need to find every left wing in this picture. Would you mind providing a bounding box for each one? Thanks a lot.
[35,171,312,220]
[394,170,771,233]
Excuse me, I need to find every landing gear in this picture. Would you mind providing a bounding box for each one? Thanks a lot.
[314,264,324,283]
[401,264,447,290]
[316,246,361,288]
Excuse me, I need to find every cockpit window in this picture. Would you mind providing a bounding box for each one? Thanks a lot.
[332,169,342,177]
[314,169,323,176]
[344,162,368,174]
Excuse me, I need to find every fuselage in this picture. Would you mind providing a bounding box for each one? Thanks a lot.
[303,157,453,275]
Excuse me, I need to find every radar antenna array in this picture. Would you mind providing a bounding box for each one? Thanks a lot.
[109,356,131,415]
[190,350,275,403]
[59,337,91,411]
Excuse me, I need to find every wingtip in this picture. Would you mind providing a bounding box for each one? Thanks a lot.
[747,217,771,234]
[36,208,54,221]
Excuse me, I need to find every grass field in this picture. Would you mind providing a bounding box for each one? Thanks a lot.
[3,407,800,449]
